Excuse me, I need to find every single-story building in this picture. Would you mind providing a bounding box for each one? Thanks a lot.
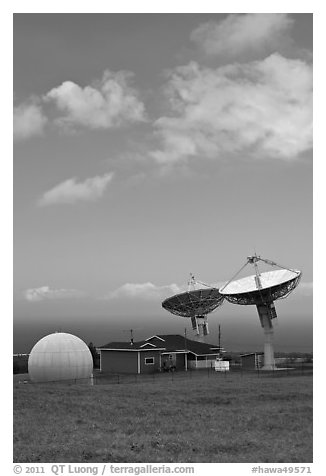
[97,334,223,374]
[240,352,264,369]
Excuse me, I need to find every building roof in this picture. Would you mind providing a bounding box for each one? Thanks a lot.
[98,334,221,356]
[97,341,165,351]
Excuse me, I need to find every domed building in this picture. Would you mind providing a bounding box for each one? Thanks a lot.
[28,332,93,383]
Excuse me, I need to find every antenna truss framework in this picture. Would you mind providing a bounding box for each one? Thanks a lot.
[162,288,224,318]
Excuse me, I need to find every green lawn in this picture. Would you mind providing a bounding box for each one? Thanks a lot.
[13,371,313,463]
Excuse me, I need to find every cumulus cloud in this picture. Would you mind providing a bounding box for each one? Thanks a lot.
[24,286,83,302]
[38,173,114,206]
[45,70,146,130]
[190,13,293,58]
[108,282,185,301]
[14,100,47,141]
[150,54,312,164]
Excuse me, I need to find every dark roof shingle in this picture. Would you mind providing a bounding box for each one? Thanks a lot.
[98,334,221,355]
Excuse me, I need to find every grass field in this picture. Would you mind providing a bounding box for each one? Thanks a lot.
[13,370,313,463]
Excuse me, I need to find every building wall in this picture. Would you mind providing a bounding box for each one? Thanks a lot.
[140,350,161,374]
[241,354,263,369]
[100,350,138,374]
[176,353,186,370]
[241,354,255,369]
[100,348,220,373]
[161,352,186,371]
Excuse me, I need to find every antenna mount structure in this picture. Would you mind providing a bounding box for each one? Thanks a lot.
[219,255,301,370]
[162,275,224,342]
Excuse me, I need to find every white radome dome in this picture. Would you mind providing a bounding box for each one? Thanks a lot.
[28,332,93,383]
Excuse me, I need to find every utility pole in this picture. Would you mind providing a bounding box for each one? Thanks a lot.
[184,327,188,371]
[218,324,221,359]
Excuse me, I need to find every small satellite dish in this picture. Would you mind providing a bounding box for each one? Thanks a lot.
[219,254,301,370]
[162,277,224,341]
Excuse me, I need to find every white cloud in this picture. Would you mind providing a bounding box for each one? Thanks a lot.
[23,286,83,302]
[14,100,47,141]
[151,54,312,164]
[38,173,114,206]
[45,69,146,130]
[190,13,293,58]
[108,282,185,301]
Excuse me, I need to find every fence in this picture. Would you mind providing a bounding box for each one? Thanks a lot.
[14,361,313,387]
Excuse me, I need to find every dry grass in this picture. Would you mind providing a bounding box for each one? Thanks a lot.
[13,371,312,463]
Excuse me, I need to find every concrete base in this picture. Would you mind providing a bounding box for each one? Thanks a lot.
[261,365,277,371]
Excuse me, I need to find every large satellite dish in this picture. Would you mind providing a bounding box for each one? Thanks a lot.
[219,255,301,370]
[221,269,301,305]
[162,275,224,341]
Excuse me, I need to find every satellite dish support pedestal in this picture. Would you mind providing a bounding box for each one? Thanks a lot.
[191,315,209,342]
[257,304,276,370]
[220,255,301,371]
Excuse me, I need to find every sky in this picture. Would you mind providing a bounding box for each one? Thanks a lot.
[13,12,313,354]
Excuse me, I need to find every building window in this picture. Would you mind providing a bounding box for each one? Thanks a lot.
[145,357,155,365]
